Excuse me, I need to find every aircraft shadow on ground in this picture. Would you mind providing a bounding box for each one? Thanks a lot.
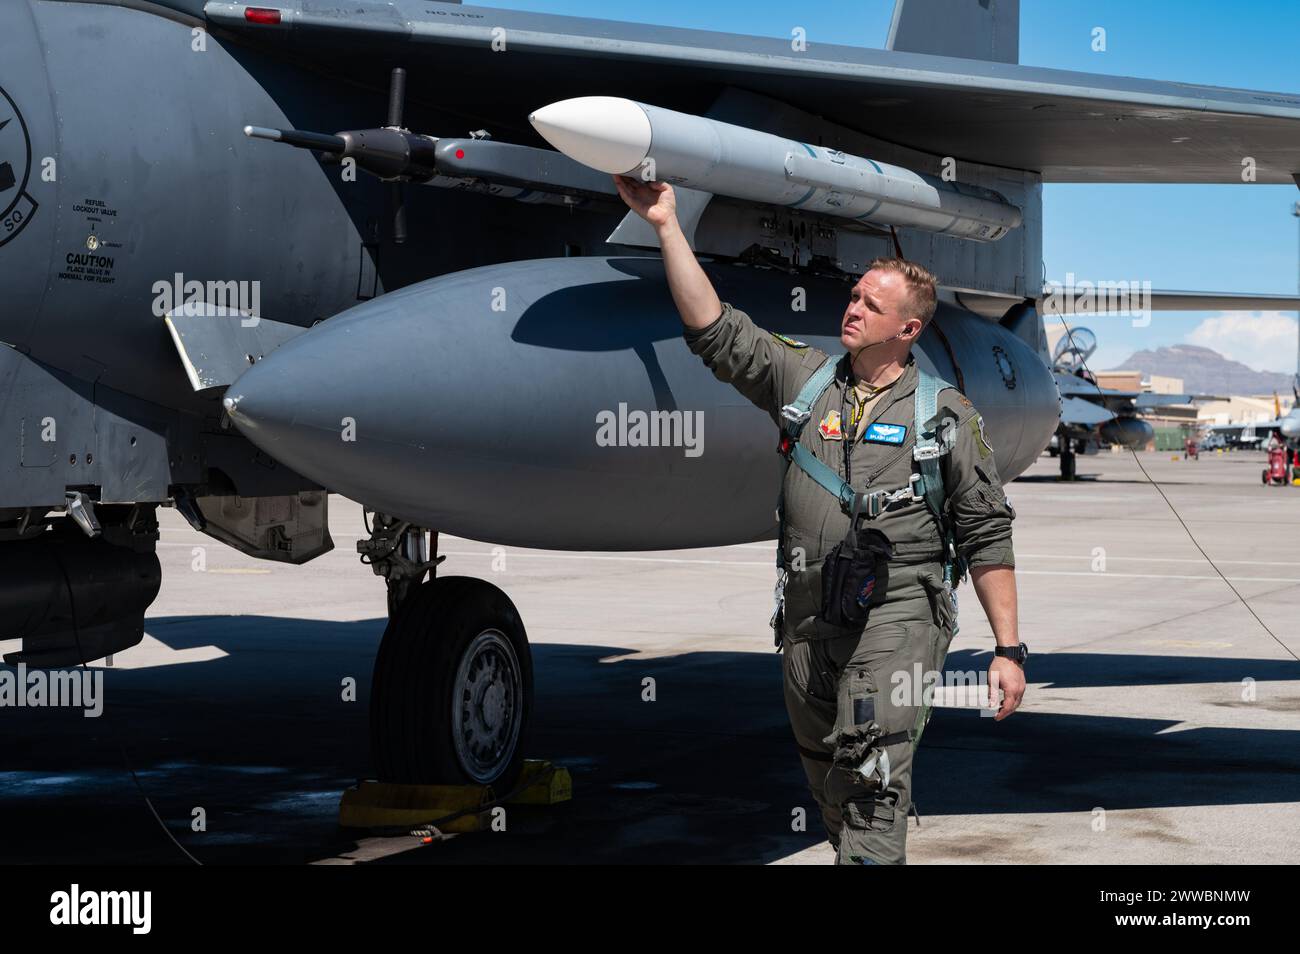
[2,615,1297,864]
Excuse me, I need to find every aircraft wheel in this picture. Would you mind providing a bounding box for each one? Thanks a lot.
[1060,450,1076,481]
[370,576,533,788]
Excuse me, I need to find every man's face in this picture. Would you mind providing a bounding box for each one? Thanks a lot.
[840,269,913,351]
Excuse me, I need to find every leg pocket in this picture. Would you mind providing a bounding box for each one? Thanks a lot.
[842,795,898,833]
[829,619,939,865]
[823,662,883,774]
[823,619,938,800]
[820,623,910,789]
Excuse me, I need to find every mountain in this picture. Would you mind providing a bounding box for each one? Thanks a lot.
[1106,345,1294,395]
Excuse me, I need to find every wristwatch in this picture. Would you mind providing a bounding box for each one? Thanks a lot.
[994,643,1029,665]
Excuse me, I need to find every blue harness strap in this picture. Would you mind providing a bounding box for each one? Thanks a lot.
[775,356,845,570]
[912,366,966,593]
[912,367,949,531]
[788,443,856,511]
[779,356,840,439]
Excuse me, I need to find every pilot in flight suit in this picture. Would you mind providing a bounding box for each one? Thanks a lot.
[684,294,1017,865]
[609,171,1023,865]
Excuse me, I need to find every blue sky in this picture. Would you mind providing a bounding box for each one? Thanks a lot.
[476,0,1300,372]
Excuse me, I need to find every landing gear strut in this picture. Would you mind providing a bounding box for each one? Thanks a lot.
[1059,441,1077,481]
[359,512,533,788]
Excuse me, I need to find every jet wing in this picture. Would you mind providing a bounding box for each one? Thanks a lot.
[1060,397,1115,427]
[1133,393,1195,409]
[1043,289,1300,313]
[204,0,1300,183]
[1145,291,1300,312]
[1056,371,1205,416]
[1210,420,1281,433]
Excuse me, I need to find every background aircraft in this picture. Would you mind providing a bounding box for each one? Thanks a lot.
[1048,325,1211,479]
[1206,391,1300,448]
[2,0,1299,787]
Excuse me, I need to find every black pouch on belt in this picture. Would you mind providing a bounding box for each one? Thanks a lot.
[819,525,892,628]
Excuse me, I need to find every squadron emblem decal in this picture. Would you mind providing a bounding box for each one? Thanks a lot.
[971,415,994,459]
[770,332,808,349]
[0,84,37,248]
[818,409,844,440]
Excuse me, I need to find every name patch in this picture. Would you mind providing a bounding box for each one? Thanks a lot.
[864,422,907,445]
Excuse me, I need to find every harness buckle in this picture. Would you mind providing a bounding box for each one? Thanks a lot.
[853,474,928,523]
[770,569,789,649]
[913,443,941,461]
[780,403,812,426]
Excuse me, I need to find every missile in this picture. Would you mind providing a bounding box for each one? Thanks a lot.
[529,96,1022,242]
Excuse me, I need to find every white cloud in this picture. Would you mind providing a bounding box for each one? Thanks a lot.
[1187,312,1298,373]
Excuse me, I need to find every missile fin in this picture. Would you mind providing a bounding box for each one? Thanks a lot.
[606,185,714,251]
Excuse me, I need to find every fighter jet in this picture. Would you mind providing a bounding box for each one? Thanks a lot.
[1047,326,1211,479]
[1206,392,1300,448]
[3,0,1300,788]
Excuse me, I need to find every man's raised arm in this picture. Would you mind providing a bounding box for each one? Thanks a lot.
[612,175,720,330]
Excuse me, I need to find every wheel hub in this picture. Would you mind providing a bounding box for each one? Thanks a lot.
[451,629,522,783]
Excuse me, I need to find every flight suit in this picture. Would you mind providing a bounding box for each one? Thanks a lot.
[685,301,1016,864]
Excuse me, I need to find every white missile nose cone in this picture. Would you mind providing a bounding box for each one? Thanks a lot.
[528,96,652,175]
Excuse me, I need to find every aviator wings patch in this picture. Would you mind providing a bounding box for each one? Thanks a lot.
[863,422,907,445]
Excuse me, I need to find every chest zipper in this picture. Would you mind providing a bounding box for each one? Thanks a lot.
[864,439,916,486]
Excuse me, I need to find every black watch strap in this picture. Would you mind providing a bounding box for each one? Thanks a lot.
[995,643,1028,664]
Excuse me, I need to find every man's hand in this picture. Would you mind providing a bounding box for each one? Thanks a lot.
[613,174,677,230]
[987,656,1025,721]
[969,564,1024,721]
[613,174,719,330]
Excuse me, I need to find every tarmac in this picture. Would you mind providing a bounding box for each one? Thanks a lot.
[3,447,1299,864]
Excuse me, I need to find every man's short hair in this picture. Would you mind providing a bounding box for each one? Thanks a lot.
[867,257,938,327]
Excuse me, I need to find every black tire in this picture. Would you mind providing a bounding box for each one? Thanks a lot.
[370,576,533,789]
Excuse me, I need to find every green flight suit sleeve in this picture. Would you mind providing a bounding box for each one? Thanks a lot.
[683,301,808,421]
[940,402,1016,569]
